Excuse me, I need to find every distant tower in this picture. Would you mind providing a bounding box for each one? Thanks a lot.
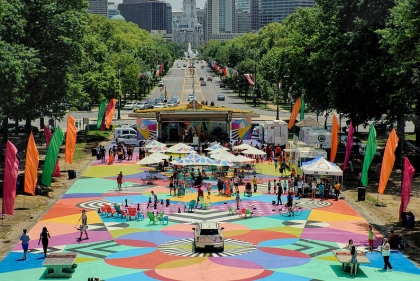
[173,0,203,48]
[181,0,198,28]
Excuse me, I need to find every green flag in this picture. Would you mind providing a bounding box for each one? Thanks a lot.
[41,127,64,186]
[300,95,305,121]
[361,125,377,186]
[96,101,107,129]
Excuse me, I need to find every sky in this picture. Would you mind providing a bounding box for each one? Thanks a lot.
[166,0,206,11]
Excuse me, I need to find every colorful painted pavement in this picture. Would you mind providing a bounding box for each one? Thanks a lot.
[1,151,420,281]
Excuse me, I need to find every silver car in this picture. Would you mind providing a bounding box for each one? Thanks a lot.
[135,101,149,110]
[123,102,136,110]
[192,221,224,252]
[115,134,140,146]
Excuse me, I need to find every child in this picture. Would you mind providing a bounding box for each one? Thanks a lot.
[252,175,258,192]
[207,183,212,199]
[235,191,242,209]
[368,225,376,251]
[78,210,89,240]
[20,229,30,260]
[267,179,271,194]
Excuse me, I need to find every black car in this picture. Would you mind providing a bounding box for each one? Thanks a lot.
[217,94,225,101]
[219,83,226,88]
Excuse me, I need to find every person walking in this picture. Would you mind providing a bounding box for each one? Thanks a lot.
[318,181,325,201]
[334,181,341,201]
[273,179,277,194]
[311,179,317,200]
[78,210,89,240]
[117,171,123,190]
[286,191,294,216]
[349,245,358,277]
[38,227,51,258]
[20,229,30,260]
[276,188,282,206]
[368,225,376,251]
[380,238,393,271]
[235,191,242,209]
[252,175,258,192]
[267,179,271,194]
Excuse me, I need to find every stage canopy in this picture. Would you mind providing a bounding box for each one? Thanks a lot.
[301,156,343,176]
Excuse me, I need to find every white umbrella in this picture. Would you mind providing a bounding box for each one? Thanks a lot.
[205,144,228,151]
[171,158,195,166]
[149,152,170,160]
[136,155,163,165]
[231,155,254,163]
[210,150,238,161]
[208,147,229,154]
[211,159,234,167]
[171,146,196,154]
[144,140,166,149]
[166,142,193,153]
[193,155,214,165]
[233,143,255,151]
[148,146,169,153]
[242,148,266,155]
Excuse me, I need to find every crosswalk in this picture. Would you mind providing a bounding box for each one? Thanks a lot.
[168,208,244,224]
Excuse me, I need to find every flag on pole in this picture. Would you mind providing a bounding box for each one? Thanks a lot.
[378,129,399,194]
[44,125,61,177]
[342,121,354,171]
[65,114,77,164]
[300,95,305,120]
[24,133,39,195]
[288,97,302,129]
[42,127,64,186]
[399,157,415,220]
[244,74,254,85]
[361,125,377,186]
[2,141,19,215]
[105,98,117,129]
[96,101,107,129]
[330,114,340,162]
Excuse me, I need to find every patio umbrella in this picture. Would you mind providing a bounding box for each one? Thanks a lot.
[192,155,214,165]
[208,147,229,154]
[233,143,255,151]
[211,159,234,167]
[148,146,169,153]
[210,150,238,161]
[205,144,229,151]
[149,152,170,160]
[166,142,193,153]
[172,146,196,154]
[136,155,163,165]
[185,153,201,161]
[144,140,166,149]
[231,155,253,163]
[242,148,266,155]
[171,158,195,166]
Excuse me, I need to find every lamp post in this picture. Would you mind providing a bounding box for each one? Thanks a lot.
[276,85,280,120]
[117,64,121,120]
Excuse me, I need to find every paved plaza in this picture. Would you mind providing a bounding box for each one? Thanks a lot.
[1,150,420,280]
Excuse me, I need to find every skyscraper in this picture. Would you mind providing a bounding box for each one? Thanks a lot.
[172,0,203,48]
[87,0,109,17]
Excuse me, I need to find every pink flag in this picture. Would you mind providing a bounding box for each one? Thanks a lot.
[399,157,415,220]
[44,125,61,177]
[342,122,354,171]
[244,74,254,85]
[2,141,19,215]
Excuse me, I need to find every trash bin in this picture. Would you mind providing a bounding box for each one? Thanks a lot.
[91,148,97,157]
[401,211,408,226]
[407,213,415,228]
[68,170,76,179]
[357,187,366,201]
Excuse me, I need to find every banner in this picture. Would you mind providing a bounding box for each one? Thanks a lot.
[330,114,339,162]
[378,129,399,194]
[41,127,64,186]
[361,125,377,186]
[24,133,39,195]
[44,125,61,177]
[96,101,107,129]
[288,97,302,129]
[300,95,305,121]
[342,121,354,171]
[105,98,117,129]
[399,157,415,220]
[65,114,77,164]
[2,141,19,215]
[100,98,115,130]
[244,74,254,85]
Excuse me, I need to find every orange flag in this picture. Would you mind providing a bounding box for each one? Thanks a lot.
[330,114,340,162]
[288,97,302,129]
[378,129,399,194]
[65,114,77,164]
[105,98,117,129]
[24,133,39,195]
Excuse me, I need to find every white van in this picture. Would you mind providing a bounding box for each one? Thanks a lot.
[114,127,137,141]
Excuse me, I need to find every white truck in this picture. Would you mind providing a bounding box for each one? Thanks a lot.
[258,120,288,146]
[299,126,332,148]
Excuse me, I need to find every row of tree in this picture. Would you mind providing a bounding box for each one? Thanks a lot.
[202,0,420,146]
[0,0,181,140]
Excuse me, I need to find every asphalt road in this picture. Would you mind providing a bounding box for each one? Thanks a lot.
[15,59,415,134]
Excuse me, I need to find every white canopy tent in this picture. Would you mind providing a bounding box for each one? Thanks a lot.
[300,156,343,187]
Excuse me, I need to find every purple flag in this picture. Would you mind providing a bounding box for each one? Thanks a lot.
[342,122,354,171]
[399,157,415,220]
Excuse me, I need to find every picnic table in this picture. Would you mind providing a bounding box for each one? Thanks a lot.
[332,250,370,271]
[42,252,78,278]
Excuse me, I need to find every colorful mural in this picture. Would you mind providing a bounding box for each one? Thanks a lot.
[136,118,157,140]
[231,118,252,140]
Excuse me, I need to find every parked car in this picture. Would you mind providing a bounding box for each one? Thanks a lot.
[124,102,136,110]
[148,101,156,109]
[217,94,225,101]
[166,100,177,107]
[200,81,206,86]
[8,125,39,134]
[171,96,180,104]
[219,83,226,88]
[158,82,164,87]
[154,98,163,104]
[135,101,149,110]
[192,221,224,252]
[115,134,141,146]
[154,102,166,109]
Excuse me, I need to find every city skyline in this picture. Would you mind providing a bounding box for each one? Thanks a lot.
[167,0,205,10]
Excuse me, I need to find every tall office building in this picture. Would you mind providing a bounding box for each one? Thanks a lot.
[204,0,245,42]
[236,0,250,12]
[87,0,109,17]
[119,0,172,34]
[235,10,251,34]
[172,0,203,48]
[251,0,315,30]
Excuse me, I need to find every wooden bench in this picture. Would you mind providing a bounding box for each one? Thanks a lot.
[42,252,78,278]
[332,250,370,272]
